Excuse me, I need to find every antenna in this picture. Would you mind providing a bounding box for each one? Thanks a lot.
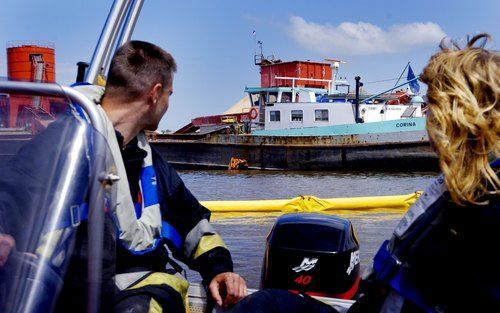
[324,58,345,82]
[254,40,264,65]
[252,30,256,62]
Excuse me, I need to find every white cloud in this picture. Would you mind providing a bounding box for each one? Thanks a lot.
[287,16,446,55]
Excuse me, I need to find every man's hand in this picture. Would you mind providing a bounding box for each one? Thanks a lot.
[0,234,15,267]
[208,272,247,308]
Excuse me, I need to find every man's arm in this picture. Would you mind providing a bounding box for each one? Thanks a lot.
[209,272,247,307]
[167,183,248,307]
[152,147,247,306]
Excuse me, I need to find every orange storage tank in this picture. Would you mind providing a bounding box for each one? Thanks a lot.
[7,41,56,82]
[6,41,56,128]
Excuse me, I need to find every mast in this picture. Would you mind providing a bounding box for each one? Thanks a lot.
[85,0,144,84]
[324,58,345,94]
[362,76,420,104]
[116,0,144,47]
[394,61,410,87]
[354,76,363,123]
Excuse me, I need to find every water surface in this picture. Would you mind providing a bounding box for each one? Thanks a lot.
[179,169,436,288]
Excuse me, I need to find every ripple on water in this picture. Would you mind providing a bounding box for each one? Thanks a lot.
[180,170,435,288]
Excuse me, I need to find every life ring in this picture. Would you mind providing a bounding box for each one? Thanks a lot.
[249,107,259,120]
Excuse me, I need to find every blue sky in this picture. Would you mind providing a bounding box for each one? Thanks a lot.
[1,0,499,131]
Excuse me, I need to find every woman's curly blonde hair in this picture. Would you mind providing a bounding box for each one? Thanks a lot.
[420,33,499,205]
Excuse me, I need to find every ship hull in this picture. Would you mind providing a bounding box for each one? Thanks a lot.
[152,130,438,171]
[1,121,438,171]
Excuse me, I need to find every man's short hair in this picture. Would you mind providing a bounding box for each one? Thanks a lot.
[105,40,177,101]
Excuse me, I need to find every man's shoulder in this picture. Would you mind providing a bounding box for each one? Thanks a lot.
[150,145,183,191]
[150,145,172,169]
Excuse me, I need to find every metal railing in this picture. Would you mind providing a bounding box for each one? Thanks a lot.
[274,76,334,94]
[0,80,107,313]
[6,40,55,49]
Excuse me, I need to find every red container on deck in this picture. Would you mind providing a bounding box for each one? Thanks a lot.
[260,61,332,89]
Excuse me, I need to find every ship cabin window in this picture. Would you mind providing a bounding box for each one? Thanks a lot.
[315,109,329,121]
[291,110,303,122]
[281,92,293,103]
[267,92,278,104]
[270,110,281,122]
[249,93,260,107]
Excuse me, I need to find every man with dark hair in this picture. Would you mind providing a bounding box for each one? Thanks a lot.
[85,40,247,312]
[105,40,176,105]
[0,40,246,313]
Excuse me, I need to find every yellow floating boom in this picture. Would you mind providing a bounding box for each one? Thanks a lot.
[201,192,421,214]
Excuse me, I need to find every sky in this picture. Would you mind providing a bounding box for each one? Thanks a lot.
[1,0,499,131]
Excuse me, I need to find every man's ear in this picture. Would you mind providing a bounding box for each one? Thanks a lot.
[148,83,163,104]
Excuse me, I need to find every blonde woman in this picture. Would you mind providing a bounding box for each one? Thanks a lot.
[349,34,499,313]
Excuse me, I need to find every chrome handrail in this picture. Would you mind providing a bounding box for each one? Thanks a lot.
[100,0,132,77]
[85,0,129,84]
[0,80,105,135]
[0,80,107,313]
[116,0,144,48]
[85,0,144,84]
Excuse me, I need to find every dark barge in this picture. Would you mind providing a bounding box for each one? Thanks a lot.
[150,129,438,171]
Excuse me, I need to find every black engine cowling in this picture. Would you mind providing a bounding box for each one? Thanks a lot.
[261,213,360,299]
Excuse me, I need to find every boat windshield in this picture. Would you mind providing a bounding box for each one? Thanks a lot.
[0,78,117,313]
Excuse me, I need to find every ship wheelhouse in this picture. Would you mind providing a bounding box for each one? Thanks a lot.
[245,86,424,132]
[245,86,360,131]
[243,58,425,132]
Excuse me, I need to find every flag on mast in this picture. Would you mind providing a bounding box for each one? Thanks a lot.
[407,65,420,93]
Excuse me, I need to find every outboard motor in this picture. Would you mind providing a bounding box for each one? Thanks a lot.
[261,213,360,299]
